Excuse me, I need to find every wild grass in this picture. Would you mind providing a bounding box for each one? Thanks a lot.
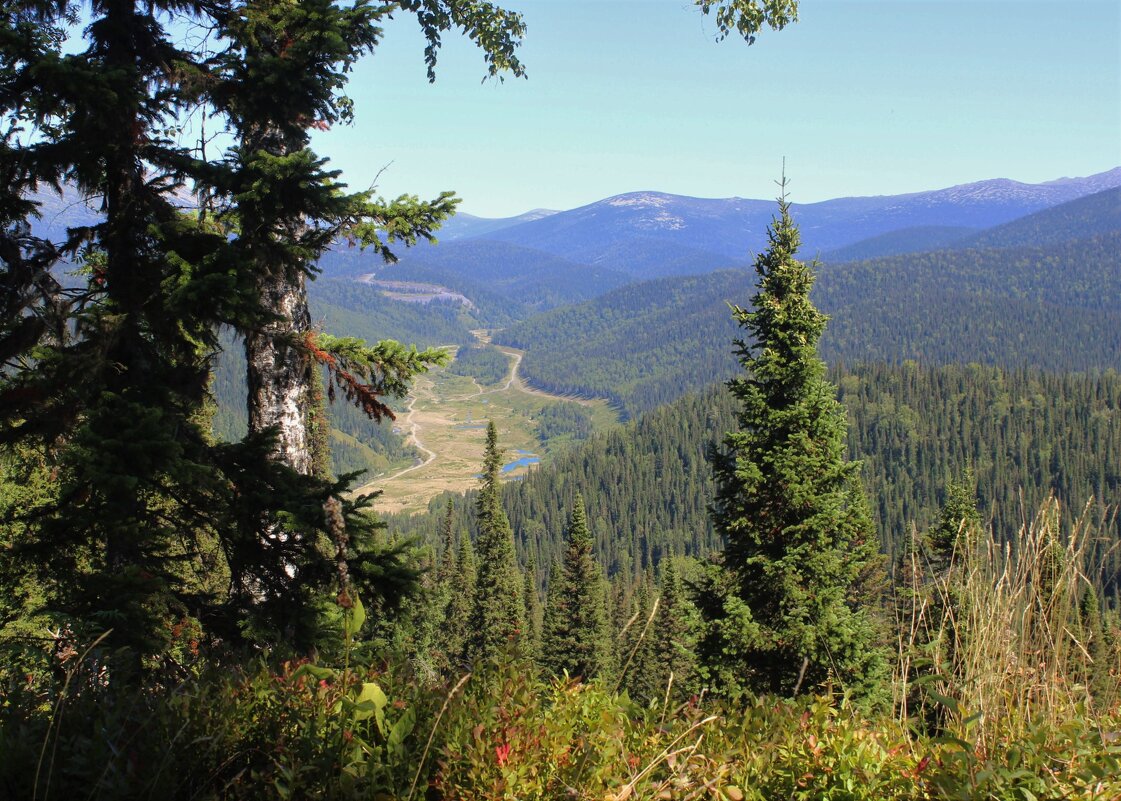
[896,497,1120,745]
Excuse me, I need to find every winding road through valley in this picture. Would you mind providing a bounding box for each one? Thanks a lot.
[351,334,610,513]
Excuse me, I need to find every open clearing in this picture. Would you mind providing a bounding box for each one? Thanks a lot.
[351,336,618,514]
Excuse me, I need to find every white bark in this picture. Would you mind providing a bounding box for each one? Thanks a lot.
[245,268,314,475]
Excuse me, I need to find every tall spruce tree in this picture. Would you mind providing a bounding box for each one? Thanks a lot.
[619,572,660,703]
[541,495,610,680]
[466,421,525,662]
[207,0,471,474]
[929,468,982,571]
[437,499,459,585]
[0,0,274,660]
[699,186,887,699]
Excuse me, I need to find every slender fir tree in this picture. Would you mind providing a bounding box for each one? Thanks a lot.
[522,554,542,664]
[466,422,524,662]
[619,572,660,703]
[437,499,458,585]
[700,184,887,699]
[541,495,610,680]
[929,468,982,571]
[654,559,698,701]
[439,528,476,668]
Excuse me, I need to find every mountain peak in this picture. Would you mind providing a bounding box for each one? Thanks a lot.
[601,192,688,230]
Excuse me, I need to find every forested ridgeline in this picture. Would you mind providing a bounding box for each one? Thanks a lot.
[311,279,479,347]
[960,185,1121,250]
[820,185,1121,262]
[387,361,1121,606]
[495,232,1121,418]
[352,238,636,313]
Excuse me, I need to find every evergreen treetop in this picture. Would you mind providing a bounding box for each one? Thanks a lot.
[467,421,525,662]
[702,186,887,699]
[541,494,610,681]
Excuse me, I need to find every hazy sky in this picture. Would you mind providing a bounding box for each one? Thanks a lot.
[310,0,1121,217]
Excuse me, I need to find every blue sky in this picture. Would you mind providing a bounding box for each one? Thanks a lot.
[311,0,1121,218]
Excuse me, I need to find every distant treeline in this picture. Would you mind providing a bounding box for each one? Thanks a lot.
[445,345,510,386]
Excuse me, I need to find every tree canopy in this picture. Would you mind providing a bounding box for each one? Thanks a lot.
[699,188,888,698]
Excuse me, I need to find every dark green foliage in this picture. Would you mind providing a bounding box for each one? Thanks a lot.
[312,278,478,347]
[534,401,595,445]
[495,270,751,417]
[522,555,542,664]
[540,496,610,681]
[818,233,1121,372]
[821,225,978,262]
[653,558,699,702]
[7,644,1116,801]
[446,344,510,386]
[701,194,887,698]
[0,0,305,660]
[466,422,525,662]
[438,515,476,669]
[963,186,1121,250]
[618,573,660,703]
[1076,586,1115,707]
[928,468,982,569]
[0,0,526,664]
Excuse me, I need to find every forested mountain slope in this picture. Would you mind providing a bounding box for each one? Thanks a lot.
[387,362,1121,608]
[496,232,1121,417]
[362,238,635,310]
[962,186,1121,250]
[306,171,1121,313]
[820,225,978,262]
[820,185,1121,262]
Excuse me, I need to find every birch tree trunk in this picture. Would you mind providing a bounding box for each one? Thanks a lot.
[245,268,315,476]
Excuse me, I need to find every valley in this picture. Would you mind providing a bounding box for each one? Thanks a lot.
[352,333,618,513]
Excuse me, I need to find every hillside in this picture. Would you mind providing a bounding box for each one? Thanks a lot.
[387,362,1121,608]
[211,279,485,478]
[820,225,977,262]
[301,169,1120,315]
[371,238,635,310]
[962,185,1121,249]
[496,233,1121,417]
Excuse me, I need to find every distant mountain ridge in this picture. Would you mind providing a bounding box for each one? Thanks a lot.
[822,185,1121,261]
[436,208,559,240]
[456,168,1121,269]
[27,168,1121,313]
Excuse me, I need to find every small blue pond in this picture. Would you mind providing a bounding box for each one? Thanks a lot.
[501,455,540,474]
